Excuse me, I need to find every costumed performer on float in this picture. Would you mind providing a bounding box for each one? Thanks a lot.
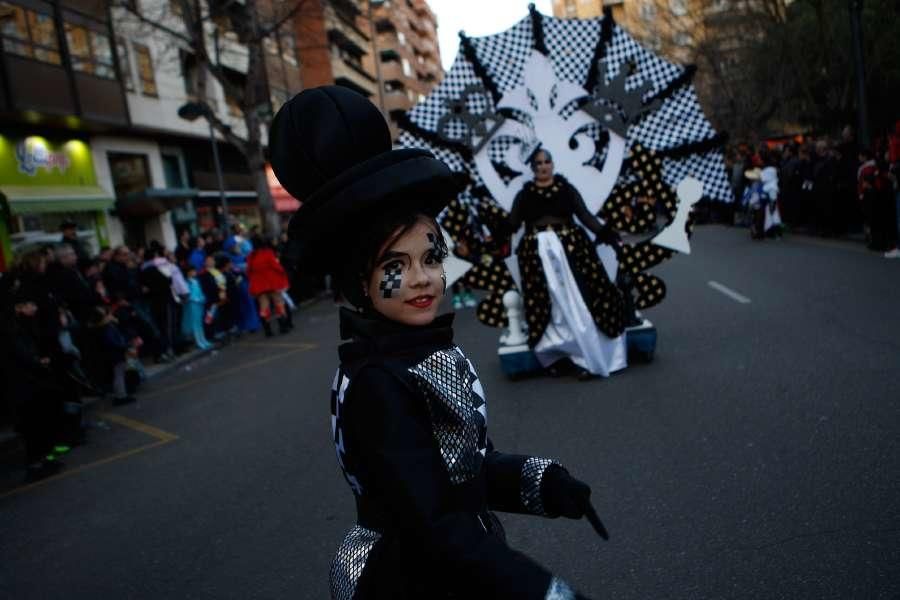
[508,147,627,380]
[270,86,609,600]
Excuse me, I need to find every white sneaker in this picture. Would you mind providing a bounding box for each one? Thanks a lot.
[884,248,900,258]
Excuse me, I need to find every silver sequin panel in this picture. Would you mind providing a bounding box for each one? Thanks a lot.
[408,346,488,485]
[329,525,382,600]
[520,456,562,516]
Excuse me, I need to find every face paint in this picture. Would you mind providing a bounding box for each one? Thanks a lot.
[426,232,448,262]
[378,262,403,299]
[368,221,446,327]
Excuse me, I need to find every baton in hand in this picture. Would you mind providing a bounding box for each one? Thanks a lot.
[584,502,609,541]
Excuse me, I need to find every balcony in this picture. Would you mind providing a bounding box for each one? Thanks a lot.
[380,60,403,81]
[331,59,377,97]
[3,54,78,116]
[74,72,128,125]
[327,13,369,56]
[383,89,411,113]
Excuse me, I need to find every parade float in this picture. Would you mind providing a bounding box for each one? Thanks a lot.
[397,4,733,377]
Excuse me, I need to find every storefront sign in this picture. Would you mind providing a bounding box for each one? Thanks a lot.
[15,138,72,175]
[0,135,97,186]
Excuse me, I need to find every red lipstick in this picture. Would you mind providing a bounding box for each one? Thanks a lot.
[405,295,434,309]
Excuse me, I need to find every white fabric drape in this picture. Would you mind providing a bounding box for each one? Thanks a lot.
[533,231,627,376]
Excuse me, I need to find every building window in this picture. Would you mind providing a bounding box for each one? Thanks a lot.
[673,30,691,46]
[116,37,135,91]
[565,0,577,16]
[397,30,406,46]
[64,23,116,79]
[402,57,411,77]
[133,42,158,96]
[640,1,656,20]
[278,26,298,67]
[0,3,61,65]
[670,0,688,16]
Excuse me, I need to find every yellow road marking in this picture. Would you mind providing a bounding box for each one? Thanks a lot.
[140,343,316,400]
[2,344,315,499]
[99,412,179,442]
[1,417,179,499]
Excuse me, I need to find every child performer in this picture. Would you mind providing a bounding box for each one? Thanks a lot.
[270,86,608,600]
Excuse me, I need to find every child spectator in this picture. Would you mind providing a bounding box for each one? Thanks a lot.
[181,264,212,350]
[199,253,229,340]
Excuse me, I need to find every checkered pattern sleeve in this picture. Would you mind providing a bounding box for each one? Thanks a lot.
[483,446,563,517]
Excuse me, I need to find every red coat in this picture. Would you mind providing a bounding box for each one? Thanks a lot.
[247,248,289,296]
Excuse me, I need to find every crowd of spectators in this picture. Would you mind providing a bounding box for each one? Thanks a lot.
[725,122,900,257]
[0,221,294,482]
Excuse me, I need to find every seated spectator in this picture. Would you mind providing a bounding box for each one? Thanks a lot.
[81,306,137,406]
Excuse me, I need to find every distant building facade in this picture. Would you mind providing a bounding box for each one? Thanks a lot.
[0,0,303,266]
[370,0,442,138]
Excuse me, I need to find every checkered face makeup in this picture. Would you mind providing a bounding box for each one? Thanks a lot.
[379,264,403,299]
[368,220,447,326]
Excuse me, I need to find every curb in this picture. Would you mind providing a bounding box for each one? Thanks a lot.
[143,344,218,382]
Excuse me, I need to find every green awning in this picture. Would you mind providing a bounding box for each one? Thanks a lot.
[0,185,115,215]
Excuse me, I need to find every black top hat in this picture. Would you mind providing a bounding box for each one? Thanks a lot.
[269,86,455,263]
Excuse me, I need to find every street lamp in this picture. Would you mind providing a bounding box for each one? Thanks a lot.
[178,101,230,230]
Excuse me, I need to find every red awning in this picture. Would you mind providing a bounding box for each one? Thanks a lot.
[267,164,301,213]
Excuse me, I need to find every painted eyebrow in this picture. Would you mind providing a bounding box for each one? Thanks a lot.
[377,250,410,264]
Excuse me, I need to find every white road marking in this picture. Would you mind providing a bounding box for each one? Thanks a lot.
[708,280,752,304]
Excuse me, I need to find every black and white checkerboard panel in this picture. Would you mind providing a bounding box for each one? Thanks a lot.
[402,13,733,202]
[396,130,470,173]
[603,25,683,94]
[469,18,534,93]
[663,152,734,203]
[631,87,715,151]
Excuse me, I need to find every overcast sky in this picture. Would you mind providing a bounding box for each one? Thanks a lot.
[428,0,554,70]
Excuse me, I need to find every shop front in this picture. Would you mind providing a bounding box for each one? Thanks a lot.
[268,163,300,231]
[0,134,113,270]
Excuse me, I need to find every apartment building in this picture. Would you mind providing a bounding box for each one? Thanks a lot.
[0,0,302,266]
[370,0,441,137]
[294,0,378,99]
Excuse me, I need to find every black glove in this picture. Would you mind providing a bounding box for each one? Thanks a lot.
[541,465,609,540]
[594,224,622,248]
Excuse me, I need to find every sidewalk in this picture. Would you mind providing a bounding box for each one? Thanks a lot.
[0,294,325,471]
[0,343,217,470]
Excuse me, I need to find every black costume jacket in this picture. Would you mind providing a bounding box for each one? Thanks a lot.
[330,308,577,599]
[509,175,625,345]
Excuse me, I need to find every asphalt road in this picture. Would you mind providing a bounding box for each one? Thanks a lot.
[2,225,899,599]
